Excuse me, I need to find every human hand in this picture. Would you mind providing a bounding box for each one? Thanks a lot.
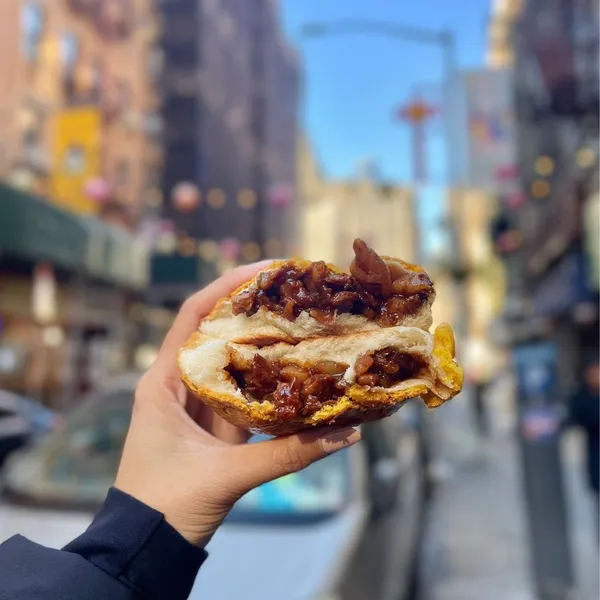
[115,262,361,546]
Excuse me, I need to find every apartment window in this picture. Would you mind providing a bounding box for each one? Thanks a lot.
[21,2,44,63]
[115,160,129,186]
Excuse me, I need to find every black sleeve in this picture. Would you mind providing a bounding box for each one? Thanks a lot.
[0,488,207,600]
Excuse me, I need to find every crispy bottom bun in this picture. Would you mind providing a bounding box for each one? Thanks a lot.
[179,324,463,436]
[201,241,435,346]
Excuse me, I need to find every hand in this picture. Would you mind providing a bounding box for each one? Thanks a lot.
[115,262,361,546]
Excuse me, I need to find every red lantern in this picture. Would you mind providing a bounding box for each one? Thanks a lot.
[506,190,526,209]
[268,183,293,208]
[84,177,111,203]
[172,182,200,213]
[220,237,241,261]
[495,164,519,182]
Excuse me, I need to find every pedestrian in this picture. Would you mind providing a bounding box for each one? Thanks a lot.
[567,357,600,544]
[0,262,361,600]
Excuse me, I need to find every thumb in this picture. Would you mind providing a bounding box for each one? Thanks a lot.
[228,427,361,493]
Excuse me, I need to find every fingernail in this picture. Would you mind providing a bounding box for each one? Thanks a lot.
[321,427,361,453]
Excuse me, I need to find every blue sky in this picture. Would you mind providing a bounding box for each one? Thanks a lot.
[281,0,491,256]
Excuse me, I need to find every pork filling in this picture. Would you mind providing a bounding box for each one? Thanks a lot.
[231,239,434,327]
[226,348,425,421]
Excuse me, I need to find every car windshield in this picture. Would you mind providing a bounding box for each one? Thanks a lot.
[6,394,352,516]
[227,435,352,523]
[4,389,134,506]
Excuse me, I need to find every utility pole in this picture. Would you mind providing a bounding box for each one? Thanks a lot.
[250,0,267,260]
[300,22,468,342]
[396,97,437,183]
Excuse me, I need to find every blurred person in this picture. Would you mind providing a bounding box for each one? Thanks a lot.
[567,358,600,544]
[0,263,360,600]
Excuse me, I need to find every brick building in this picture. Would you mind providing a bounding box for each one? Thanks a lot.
[0,0,162,225]
[157,0,300,298]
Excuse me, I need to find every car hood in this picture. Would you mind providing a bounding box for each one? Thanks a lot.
[192,503,368,600]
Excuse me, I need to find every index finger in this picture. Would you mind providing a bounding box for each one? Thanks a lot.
[156,260,273,368]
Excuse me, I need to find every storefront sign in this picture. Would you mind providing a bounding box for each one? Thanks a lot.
[513,341,561,443]
[462,69,519,195]
[50,107,102,215]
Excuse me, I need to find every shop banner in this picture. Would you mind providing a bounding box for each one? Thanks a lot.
[513,341,561,443]
[462,69,519,194]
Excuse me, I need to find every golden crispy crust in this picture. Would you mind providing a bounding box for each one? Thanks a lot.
[179,322,462,436]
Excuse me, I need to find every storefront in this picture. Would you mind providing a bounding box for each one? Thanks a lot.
[0,184,150,406]
[531,249,598,393]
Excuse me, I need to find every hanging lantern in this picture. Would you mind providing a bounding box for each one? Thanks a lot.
[171,181,201,213]
[268,183,293,208]
[506,190,526,209]
[84,177,111,203]
[220,237,241,261]
[494,164,519,182]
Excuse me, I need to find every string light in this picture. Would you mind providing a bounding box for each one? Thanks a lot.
[198,239,219,261]
[207,188,226,209]
[242,242,261,262]
[576,147,596,169]
[178,236,197,257]
[534,155,555,177]
[237,188,257,209]
[531,179,550,199]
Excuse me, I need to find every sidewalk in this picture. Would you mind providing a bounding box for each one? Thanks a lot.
[419,434,534,600]
[419,379,599,600]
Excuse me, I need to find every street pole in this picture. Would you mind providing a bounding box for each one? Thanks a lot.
[251,1,267,260]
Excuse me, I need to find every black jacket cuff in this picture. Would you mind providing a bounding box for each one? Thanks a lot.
[63,487,207,600]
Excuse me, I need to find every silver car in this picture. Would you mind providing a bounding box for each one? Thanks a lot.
[0,376,431,600]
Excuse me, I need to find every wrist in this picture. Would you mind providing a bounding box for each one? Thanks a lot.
[113,482,224,547]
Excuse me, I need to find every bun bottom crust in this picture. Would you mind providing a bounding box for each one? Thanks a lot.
[182,375,430,436]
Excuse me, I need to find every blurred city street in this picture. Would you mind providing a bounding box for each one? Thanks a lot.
[0,0,598,598]
[420,381,599,600]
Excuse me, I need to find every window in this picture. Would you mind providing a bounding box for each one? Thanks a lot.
[115,159,129,186]
[230,434,351,520]
[63,145,86,174]
[21,2,44,63]
[60,32,79,80]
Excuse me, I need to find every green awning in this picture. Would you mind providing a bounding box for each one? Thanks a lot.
[0,183,87,270]
[83,217,113,279]
[105,227,150,290]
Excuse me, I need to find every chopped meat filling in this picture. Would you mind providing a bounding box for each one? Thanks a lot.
[226,348,425,421]
[354,348,424,387]
[231,239,433,327]
[227,356,349,421]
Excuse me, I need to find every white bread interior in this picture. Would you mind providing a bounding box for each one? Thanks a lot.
[201,298,434,345]
[179,326,454,406]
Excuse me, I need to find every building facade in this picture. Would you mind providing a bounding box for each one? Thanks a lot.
[157,0,300,305]
[298,139,418,269]
[0,0,162,225]
[491,0,599,390]
[0,0,161,406]
[486,0,523,68]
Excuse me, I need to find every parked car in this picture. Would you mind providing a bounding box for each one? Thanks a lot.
[0,391,60,467]
[0,375,432,600]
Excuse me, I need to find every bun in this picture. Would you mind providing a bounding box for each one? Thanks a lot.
[179,240,463,435]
